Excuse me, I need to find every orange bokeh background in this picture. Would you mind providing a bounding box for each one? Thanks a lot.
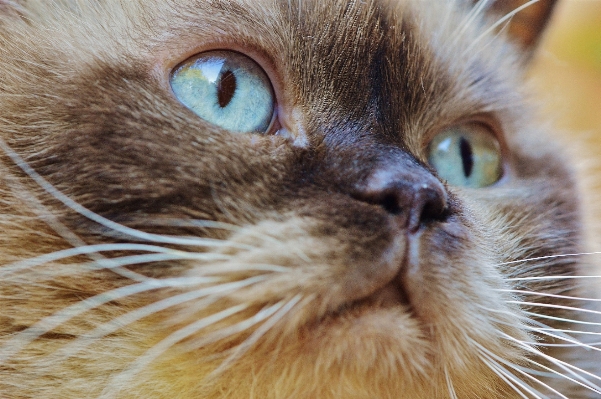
[530,0,601,245]
[531,0,601,146]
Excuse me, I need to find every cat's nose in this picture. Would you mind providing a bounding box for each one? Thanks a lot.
[353,158,448,232]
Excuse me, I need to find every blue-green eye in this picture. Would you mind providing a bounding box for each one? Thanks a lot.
[170,51,275,133]
[427,124,503,188]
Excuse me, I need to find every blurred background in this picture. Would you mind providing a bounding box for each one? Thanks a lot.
[529,0,601,246]
[530,0,601,147]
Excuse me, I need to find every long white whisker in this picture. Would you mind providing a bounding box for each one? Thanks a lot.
[143,217,311,263]
[490,320,601,393]
[207,294,303,380]
[522,310,601,327]
[97,304,250,399]
[498,358,568,398]
[520,326,601,353]
[474,340,559,399]
[521,342,601,348]
[462,7,513,59]
[513,366,561,379]
[497,289,601,303]
[465,0,541,53]
[191,262,290,275]
[508,275,601,281]
[0,242,240,276]
[144,218,305,256]
[522,355,601,391]
[156,217,304,256]
[452,0,493,43]
[0,277,214,363]
[479,353,534,399]
[506,301,601,317]
[519,316,586,343]
[79,252,226,272]
[152,218,312,263]
[534,327,601,337]
[501,332,601,393]
[1,165,149,282]
[499,252,601,267]
[184,300,292,354]
[0,137,249,248]
[485,305,601,350]
[477,306,601,350]
[444,365,459,399]
[5,252,228,282]
[143,219,242,231]
[44,276,269,365]
[477,307,575,345]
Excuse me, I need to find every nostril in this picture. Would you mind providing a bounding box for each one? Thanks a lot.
[380,191,403,215]
[354,169,449,232]
[409,184,449,231]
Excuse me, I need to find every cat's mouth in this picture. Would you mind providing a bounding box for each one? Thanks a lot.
[354,279,410,309]
[321,219,456,324]
[332,228,415,317]
[311,278,413,335]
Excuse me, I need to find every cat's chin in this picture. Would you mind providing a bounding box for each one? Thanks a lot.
[146,301,521,399]
[231,214,528,398]
[299,299,428,373]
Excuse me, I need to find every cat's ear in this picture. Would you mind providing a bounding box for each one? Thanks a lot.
[481,0,558,51]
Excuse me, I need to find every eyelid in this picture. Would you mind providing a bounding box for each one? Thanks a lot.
[424,116,506,154]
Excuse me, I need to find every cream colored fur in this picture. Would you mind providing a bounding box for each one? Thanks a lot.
[0,1,599,398]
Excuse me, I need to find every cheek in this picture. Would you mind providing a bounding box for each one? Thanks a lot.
[404,213,529,360]
[183,208,405,312]
[136,207,531,398]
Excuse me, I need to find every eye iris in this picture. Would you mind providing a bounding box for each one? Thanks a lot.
[459,137,474,178]
[217,70,237,108]
[427,124,502,188]
[170,51,275,133]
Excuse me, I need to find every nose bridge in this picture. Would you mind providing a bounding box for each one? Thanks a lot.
[319,139,449,232]
[362,148,440,195]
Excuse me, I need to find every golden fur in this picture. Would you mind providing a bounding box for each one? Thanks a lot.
[0,0,599,398]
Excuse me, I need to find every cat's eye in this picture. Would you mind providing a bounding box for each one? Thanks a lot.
[170,51,275,133]
[427,123,503,188]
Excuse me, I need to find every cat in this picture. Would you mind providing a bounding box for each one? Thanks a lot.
[0,0,600,398]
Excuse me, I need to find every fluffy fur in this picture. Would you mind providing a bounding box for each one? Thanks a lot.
[0,0,599,398]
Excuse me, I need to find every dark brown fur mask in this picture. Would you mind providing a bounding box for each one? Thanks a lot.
[0,0,599,398]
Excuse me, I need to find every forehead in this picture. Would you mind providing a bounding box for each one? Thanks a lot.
[136,0,520,139]
[7,0,523,152]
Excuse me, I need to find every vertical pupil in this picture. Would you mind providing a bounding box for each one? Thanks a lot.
[217,70,237,108]
[459,137,474,178]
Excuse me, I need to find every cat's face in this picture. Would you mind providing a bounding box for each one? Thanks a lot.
[0,0,597,398]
